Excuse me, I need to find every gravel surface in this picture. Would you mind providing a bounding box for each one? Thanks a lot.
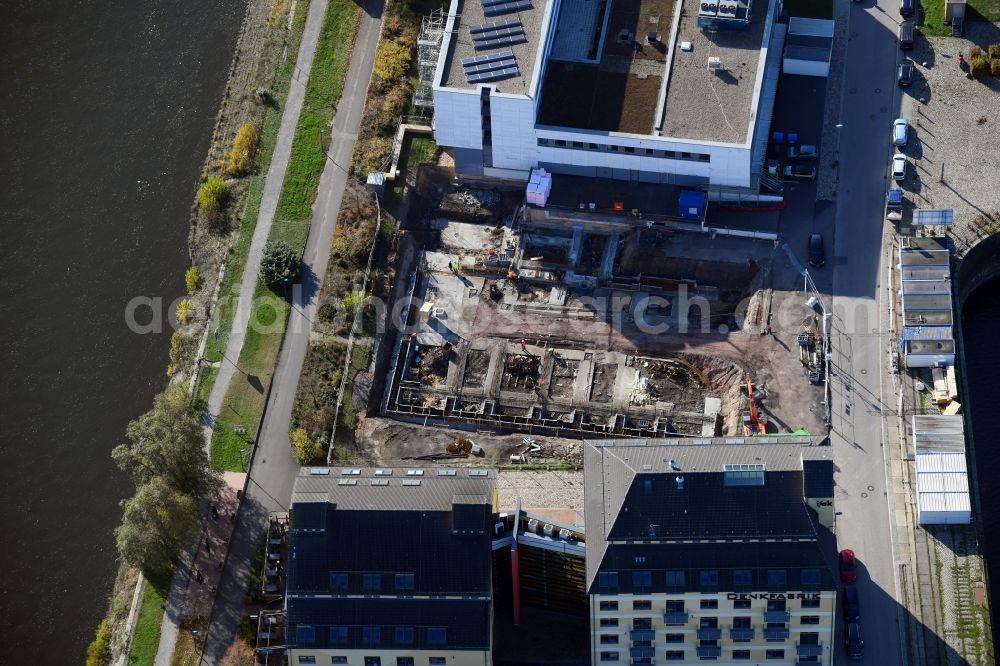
[497,470,585,522]
[897,24,1000,246]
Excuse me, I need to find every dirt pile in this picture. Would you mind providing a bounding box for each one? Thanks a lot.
[418,344,451,384]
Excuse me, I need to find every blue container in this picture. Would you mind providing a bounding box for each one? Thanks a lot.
[678,190,706,219]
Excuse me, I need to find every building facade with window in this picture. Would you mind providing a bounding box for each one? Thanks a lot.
[583,438,837,665]
[285,467,497,666]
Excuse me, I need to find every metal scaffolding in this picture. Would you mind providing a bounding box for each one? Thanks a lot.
[415,9,445,109]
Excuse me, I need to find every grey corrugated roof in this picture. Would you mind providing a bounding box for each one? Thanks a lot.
[292,467,496,512]
[913,415,965,453]
[583,438,832,591]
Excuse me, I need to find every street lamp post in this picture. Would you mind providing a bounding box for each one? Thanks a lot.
[804,269,833,430]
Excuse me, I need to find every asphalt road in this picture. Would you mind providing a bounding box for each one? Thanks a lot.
[197,0,385,659]
[826,0,909,663]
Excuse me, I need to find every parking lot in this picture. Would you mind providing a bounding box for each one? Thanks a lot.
[896,23,1000,242]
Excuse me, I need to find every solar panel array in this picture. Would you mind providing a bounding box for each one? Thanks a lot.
[481,0,532,17]
[913,208,954,226]
[470,19,526,50]
[461,50,520,83]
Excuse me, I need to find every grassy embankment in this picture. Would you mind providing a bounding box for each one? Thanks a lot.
[126,575,169,666]
[210,0,362,470]
[919,0,1000,35]
[196,2,311,386]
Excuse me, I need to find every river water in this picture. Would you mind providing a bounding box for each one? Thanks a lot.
[0,0,245,661]
[961,278,1000,651]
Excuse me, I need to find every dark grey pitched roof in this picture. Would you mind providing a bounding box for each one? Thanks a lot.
[285,467,496,652]
[583,438,833,592]
[607,470,815,541]
[593,541,836,594]
[287,508,492,595]
[286,597,490,650]
[803,459,834,497]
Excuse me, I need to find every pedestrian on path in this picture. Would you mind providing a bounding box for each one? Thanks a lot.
[195,569,204,585]
[205,537,212,553]
[521,338,527,351]
[211,504,219,521]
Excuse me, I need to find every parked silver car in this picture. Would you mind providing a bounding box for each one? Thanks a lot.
[892,153,908,181]
[893,118,908,147]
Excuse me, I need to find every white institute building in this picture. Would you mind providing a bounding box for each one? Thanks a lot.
[431,0,787,190]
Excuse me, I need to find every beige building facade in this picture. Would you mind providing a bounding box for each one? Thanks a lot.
[583,438,837,666]
[285,647,493,666]
[589,590,835,665]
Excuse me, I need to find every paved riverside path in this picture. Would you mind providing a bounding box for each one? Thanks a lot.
[152,2,330,664]
[203,0,330,443]
[197,0,385,660]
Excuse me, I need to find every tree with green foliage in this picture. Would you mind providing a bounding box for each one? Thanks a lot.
[291,428,324,464]
[197,177,228,212]
[112,386,221,499]
[185,266,200,295]
[260,240,300,286]
[115,477,199,577]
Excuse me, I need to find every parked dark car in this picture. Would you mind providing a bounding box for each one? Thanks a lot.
[898,20,914,49]
[787,144,818,161]
[845,622,865,660]
[783,164,817,181]
[808,233,825,268]
[842,584,861,622]
[900,0,914,16]
[898,60,914,86]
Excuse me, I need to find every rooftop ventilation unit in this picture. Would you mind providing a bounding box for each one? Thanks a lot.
[675,475,685,489]
[707,57,725,72]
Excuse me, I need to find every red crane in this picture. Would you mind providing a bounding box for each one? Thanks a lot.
[742,376,766,436]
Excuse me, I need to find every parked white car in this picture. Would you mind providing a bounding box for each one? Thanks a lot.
[893,118,908,147]
[892,153,907,181]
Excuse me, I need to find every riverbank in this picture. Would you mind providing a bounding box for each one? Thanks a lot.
[90,0,310,661]
[207,0,363,471]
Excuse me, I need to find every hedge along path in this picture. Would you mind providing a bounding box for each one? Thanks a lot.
[203,0,332,451]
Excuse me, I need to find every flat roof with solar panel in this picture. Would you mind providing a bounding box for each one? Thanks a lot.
[438,0,547,94]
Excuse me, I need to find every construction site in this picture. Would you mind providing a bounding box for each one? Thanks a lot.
[364,172,829,462]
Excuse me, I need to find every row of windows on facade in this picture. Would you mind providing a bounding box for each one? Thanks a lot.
[598,615,823,630]
[536,138,712,162]
[328,572,414,592]
[599,648,798,661]
[598,597,820,611]
[297,657,448,665]
[296,625,445,646]
[597,568,822,591]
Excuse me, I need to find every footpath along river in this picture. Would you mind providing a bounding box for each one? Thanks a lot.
[0,1,246,661]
